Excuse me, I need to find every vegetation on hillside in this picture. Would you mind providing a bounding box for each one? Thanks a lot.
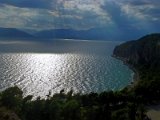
[113,33,160,102]
[0,86,150,120]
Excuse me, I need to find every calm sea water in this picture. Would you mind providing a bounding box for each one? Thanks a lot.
[0,40,133,98]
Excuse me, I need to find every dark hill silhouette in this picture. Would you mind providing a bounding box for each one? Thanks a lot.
[113,33,160,67]
[113,33,160,102]
[0,27,34,39]
[34,28,144,41]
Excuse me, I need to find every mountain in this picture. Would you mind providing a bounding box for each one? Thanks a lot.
[35,28,143,41]
[113,33,160,68]
[0,27,154,41]
[34,28,107,40]
[0,27,35,39]
[0,27,149,41]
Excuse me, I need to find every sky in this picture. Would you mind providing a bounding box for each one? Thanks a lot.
[0,0,159,38]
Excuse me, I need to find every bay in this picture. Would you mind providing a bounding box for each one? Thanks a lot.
[0,40,133,98]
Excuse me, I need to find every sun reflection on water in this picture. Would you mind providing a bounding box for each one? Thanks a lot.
[18,53,69,98]
[0,41,133,98]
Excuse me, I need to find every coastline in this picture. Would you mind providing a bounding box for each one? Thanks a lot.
[112,54,140,87]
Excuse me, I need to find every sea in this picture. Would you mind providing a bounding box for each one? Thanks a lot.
[0,40,133,98]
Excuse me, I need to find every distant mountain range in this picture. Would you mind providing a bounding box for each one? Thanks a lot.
[0,27,150,41]
[34,28,145,41]
[34,28,117,40]
[0,27,34,39]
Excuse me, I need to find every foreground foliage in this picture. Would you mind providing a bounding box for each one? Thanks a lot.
[0,86,150,120]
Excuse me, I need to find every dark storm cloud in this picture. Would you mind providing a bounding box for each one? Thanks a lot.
[0,0,53,9]
[0,0,159,35]
[127,0,158,6]
[0,0,111,30]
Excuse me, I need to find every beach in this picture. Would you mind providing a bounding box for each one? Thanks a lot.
[147,104,160,120]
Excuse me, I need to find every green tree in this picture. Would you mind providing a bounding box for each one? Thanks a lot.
[0,87,23,113]
[62,99,80,120]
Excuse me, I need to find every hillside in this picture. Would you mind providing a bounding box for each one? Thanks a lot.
[0,27,34,39]
[113,33,160,68]
[34,28,142,41]
[0,27,146,41]
[34,28,110,40]
[113,33,160,102]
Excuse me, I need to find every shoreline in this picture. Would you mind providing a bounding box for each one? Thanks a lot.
[147,104,160,120]
[112,55,140,87]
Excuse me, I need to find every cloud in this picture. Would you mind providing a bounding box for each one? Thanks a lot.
[121,4,153,19]
[0,0,159,33]
[0,0,53,9]
[0,4,53,29]
[114,0,160,21]
[0,2,112,30]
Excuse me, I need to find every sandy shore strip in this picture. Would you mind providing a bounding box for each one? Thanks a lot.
[147,104,160,120]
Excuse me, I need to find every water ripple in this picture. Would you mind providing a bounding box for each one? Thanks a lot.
[0,41,133,98]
